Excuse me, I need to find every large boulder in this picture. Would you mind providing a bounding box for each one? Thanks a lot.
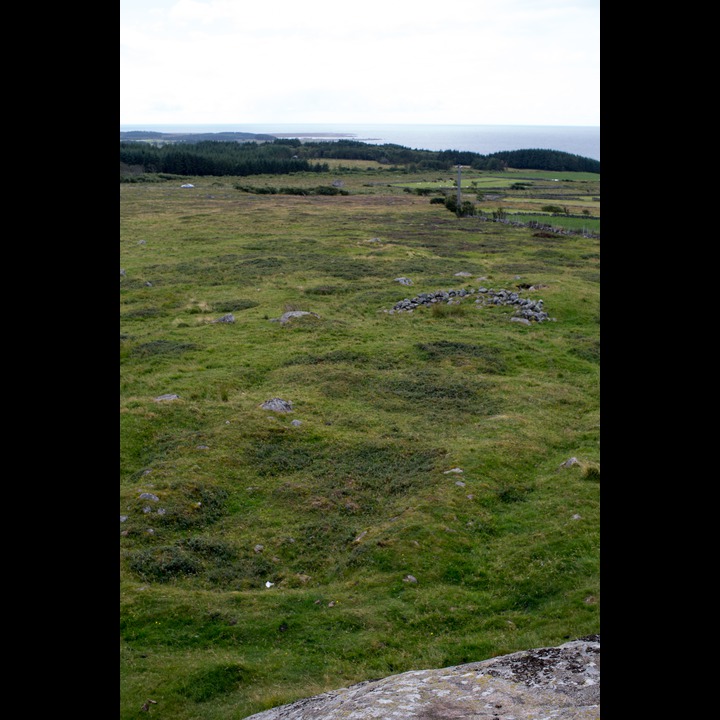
[244,635,599,719]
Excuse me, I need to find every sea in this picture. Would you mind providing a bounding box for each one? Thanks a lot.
[119,123,600,162]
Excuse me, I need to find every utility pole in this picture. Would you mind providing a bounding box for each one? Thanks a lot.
[456,164,462,214]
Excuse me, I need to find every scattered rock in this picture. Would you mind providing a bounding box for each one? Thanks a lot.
[154,394,179,402]
[270,311,320,324]
[403,574,418,583]
[260,398,294,413]
[138,493,159,502]
[561,457,580,468]
[213,314,235,323]
[394,277,413,285]
[290,419,302,426]
[443,468,463,474]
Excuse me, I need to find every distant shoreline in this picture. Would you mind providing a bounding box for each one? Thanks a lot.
[120,123,600,160]
[271,132,352,138]
[120,130,382,141]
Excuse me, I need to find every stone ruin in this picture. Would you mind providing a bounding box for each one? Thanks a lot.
[386,286,554,323]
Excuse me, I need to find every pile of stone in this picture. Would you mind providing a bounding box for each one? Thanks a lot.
[386,286,555,322]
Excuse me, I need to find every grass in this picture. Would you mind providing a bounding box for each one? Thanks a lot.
[510,214,600,232]
[391,167,600,223]
[120,167,600,719]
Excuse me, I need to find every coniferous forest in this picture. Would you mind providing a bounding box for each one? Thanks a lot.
[120,135,600,178]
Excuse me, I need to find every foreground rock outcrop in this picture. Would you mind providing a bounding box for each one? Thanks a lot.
[243,635,599,719]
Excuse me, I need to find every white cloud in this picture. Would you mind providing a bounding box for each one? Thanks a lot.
[120,0,599,125]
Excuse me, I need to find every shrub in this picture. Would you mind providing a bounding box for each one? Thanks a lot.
[496,484,534,503]
[124,307,162,319]
[459,200,476,217]
[304,285,346,296]
[150,482,229,530]
[214,299,259,312]
[312,186,349,195]
[175,664,251,702]
[430,302,466,318]
[416,341,506,373]
[126,545,200,581]
[130,339,197,357]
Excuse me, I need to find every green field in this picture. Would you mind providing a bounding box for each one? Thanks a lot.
[387,167,600,223]
[120,168,600,719]
[506,214,600,232]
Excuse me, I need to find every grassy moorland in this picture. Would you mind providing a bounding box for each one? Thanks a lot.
[120,163,600,720]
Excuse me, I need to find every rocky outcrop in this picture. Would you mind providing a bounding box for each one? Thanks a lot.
[243,636,599,719]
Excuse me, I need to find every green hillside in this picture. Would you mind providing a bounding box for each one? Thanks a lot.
[120,164,600,719]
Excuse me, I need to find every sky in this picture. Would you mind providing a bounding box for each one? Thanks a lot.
[120,0,599,127]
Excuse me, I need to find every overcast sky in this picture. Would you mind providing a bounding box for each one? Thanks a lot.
[120,0,599,127]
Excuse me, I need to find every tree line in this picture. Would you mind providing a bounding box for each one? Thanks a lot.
[120,140,330,176]
[120,137,600,178]
[486,148,599,172]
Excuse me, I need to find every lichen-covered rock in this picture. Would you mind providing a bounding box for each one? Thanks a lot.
[270,311,320,324]
[243,636,600,719]
[154,393,179,402]
[260,398,294,413]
